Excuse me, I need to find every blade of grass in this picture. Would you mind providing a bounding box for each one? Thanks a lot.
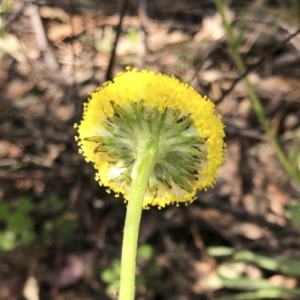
[214,0,300,185]
[209,246,300,277]
[213,288,296,300]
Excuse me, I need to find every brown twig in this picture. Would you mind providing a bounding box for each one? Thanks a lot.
[136,0,148,68]
[216,28,300,103]
[28,3,59,71]
[105,0,129,81]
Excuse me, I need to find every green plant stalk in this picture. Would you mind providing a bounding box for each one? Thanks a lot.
[119,141,158,300]
[215,0,300,184]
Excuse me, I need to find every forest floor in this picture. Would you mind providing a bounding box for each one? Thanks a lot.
[1,0,300,299]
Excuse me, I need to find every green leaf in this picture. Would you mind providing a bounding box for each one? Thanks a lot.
[286,199,300,233]
[7,212,32,234]
[137,244,153,260]
[47,195,65,212]
[213,288,291,300]
[208,246,235,256]
[102,268,118,283]
[221,277,280,290]
[209,246,300,277]
[0,202,10,221]
[101,261,120,284]
[233,251,300,277]
[0,231,17,251]
[18,197,35,213]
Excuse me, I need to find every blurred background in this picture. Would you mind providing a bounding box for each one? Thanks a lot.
[1,0,300,299]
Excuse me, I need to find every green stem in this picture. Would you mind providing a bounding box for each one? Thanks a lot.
[119,141,158,300]
[215,0,300,184]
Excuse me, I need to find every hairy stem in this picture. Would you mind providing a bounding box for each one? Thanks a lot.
[119,140,158,300]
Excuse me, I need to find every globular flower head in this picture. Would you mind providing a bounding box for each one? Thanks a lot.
[75,68,225,208]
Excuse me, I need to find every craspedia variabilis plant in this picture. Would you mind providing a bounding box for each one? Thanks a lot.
[75,68,225,299]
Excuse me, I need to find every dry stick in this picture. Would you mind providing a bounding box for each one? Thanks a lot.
[28,3,59,71]
[190,26,300,103]
[136,0,148,69]
[105,0,129,81]
[67,0,79,90]
[217,27,300,103]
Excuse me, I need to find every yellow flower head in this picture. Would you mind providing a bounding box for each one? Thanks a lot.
[75,68,225,208]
